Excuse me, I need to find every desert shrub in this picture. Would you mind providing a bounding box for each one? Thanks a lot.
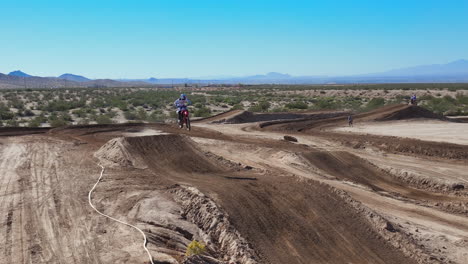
[44,99,85,112]
[194,107,211,117]
[311,98,338,110]
[124,111,137,120]
[23,109,35,117]
[136,108,148,120]
[424,97,455,114]
[5,119,19,127]
[95,115,113,124]
[442,95,456,103]
[248,100,270,112]
[455,93,468,105]
[362,97,385,111]
[285,101,308,109]
[28,114,46,127]
[231,104,244,110]
[77,119,90,125]
[185,240,206,256]
[148,110,166,122]
[72,109,87,118]
[60,112,73,121]
[271,107,286,112]
[341,97,363,110]
[49,118,69,127]
[28,118,41,127]
[224,96,242,106]
[0,110,15,120]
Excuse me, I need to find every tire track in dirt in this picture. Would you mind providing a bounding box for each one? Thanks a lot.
[4,201,14,262]
[95,134,419,264]
[88,164,154,264]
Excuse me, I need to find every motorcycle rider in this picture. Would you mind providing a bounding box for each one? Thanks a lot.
[410,94,417,105]
[174,93,192,124]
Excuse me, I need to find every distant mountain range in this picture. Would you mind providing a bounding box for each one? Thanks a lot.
[8,70,33,78]
[58,73,91,82]
[1,59,468,89]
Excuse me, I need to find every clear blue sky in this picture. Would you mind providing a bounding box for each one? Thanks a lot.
[2,0,468,78]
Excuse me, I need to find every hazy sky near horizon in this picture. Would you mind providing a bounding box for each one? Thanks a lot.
[2,0,468,79]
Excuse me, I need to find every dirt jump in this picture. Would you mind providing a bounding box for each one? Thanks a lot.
[1,104,467,263]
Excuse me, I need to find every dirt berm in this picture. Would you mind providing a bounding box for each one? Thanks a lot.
[197,109,348,124]
[260,104,450,131]
[95,134,420,264]
[260,104,468,160]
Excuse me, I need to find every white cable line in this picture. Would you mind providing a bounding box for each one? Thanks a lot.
[88,164,154,264]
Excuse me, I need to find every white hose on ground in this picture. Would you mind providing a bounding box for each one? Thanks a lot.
[88,164,154,264]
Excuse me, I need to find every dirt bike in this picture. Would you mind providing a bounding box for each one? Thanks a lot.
[410,99,417,106]
[179,109,191,131]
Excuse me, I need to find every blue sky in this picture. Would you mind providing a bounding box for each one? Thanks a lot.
[1,0,468,78]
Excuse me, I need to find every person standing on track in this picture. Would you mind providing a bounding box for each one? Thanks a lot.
[348,115,353,127]
[174,93,192,125]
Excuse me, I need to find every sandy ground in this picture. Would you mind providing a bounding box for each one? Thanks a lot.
[333,120,468,145]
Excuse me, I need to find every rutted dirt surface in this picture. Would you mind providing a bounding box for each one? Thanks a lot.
[1,104,468,263]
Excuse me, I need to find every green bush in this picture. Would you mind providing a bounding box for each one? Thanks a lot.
[50,118,69,127]
[0,110,15,120]
[136,108,148,121]
[148,111,167,122]
[28,119,41,127]
[95,115,113,124]
[362,97,385,111]
[5,119,19,127]
[185,240,206,256]
[231,104,244,110]
[124,111,137,120]
[194,107,211,117]
[311,98,339,110]
[424,97,454,114]
[285,101,308,109]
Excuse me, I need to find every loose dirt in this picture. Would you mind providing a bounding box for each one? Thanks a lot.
[1,104,467,263]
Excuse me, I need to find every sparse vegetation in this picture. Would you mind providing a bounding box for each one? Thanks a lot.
[0,84,467,127]
[185,240,206,256]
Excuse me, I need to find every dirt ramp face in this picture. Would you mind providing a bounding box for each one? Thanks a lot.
[203,175,419,264]
[95,134,222,173]
[260,104,449,132]
[375,105,448,121]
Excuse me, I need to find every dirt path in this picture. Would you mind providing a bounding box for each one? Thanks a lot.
[334,120,468,145]
[2,107,467,264]
[0,136,150,263]
[192,121,468,263]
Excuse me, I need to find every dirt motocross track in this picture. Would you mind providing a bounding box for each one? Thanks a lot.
[1,104,468,264]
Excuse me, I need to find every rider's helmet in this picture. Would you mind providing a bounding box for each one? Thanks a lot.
[180,94,186,100]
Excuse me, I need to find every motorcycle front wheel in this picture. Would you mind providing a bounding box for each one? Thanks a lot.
[186,118,191,131]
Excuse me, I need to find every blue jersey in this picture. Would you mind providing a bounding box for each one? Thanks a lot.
[174,98,191,111]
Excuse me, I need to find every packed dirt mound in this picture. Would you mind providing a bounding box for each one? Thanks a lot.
[95,134,222,173]
[259,111,349,129]
[195,109,246,123]
[221,111,313,124]
[198,109,347,124]
[198,110,311,124]
[375,105,448,121]
[302,150,459,202]
[260,104,453,132]
[0,127,50,136]
[50,122,145,136]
